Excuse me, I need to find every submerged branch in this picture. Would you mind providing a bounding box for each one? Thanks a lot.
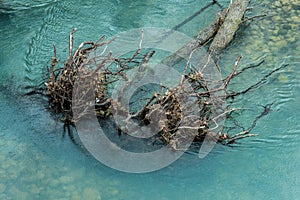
[221,102,273,145]
[227,64,289,99]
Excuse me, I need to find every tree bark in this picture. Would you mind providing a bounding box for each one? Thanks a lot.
[209,0,250,55]
[162,9,227,66]
[162,0,250,66]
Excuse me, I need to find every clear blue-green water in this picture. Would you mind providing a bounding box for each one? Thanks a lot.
[0,0,299,199]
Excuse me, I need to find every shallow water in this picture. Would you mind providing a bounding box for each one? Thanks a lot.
[0,0,299,199]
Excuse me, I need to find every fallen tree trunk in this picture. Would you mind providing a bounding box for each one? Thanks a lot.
[209,0,250,55]
[162,0,250,67]
[162,9,227,66]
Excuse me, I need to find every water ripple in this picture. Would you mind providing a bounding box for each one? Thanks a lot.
[23,1,70,93]
[0,0,59,14]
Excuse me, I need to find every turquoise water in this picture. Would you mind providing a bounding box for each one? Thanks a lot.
[0,0,299,199]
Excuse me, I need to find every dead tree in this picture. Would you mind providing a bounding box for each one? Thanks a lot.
[45,0,286,149]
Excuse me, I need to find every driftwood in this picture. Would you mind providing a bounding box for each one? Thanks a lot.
[44,0,285,150]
